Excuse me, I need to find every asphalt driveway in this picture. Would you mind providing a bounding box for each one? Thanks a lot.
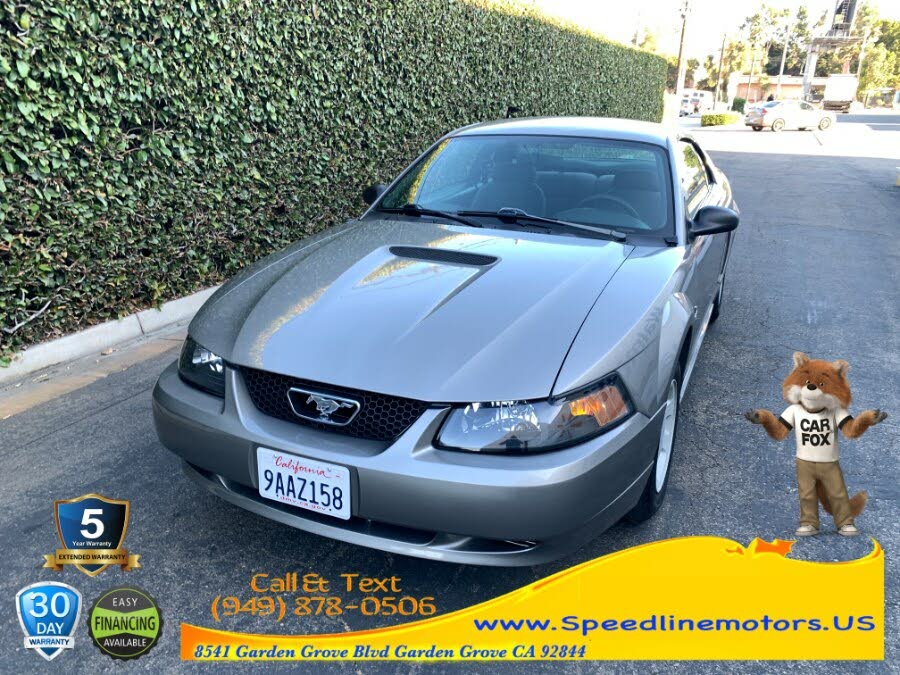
[1,114,898,674]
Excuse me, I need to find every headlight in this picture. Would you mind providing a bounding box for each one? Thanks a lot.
[178,337,226,397]
[436,374,632,453]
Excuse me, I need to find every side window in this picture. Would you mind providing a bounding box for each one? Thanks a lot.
[799,101,814,111]
[677,141,709,214]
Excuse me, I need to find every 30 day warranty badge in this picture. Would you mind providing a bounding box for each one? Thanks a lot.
[42,494,141,576]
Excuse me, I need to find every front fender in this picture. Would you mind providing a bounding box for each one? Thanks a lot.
[552,246,691,415]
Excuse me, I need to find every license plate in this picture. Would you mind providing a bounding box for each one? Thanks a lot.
[256,447,351,520]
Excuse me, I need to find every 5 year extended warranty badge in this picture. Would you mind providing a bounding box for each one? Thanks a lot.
[88,587,163,660]
[42,494,141,576]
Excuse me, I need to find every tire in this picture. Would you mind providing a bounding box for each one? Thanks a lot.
[818,117,832,130]
[751,126,762,131]
[626,363,682,524]
[771,119,785,132]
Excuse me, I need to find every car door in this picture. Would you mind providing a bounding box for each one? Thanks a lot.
[677,139,728,331]
[775,101,796,128]
[798,100,817,127]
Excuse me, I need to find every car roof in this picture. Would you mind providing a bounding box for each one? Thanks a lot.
[449,117,672,148]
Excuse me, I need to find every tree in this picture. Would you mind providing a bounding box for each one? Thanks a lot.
[783,6,813,76]
[858,43,898,93]
[816,43,859,75]
[695,54,718,90]
[854,3,881,44]
[762,8,792,76]
[738,6,783,100]
[878,19,900,53]
[856,18,900,97]
[716,38,750,102]
[665,56,679,91]
[638,31,659,54]
[685,57,700,88]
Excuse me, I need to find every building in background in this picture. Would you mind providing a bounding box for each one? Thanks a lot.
[727,73,831,102]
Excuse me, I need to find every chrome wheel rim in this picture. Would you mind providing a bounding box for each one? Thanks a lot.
[655,379,678,492]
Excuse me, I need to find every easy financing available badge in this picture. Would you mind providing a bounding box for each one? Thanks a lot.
[42,494,141,576]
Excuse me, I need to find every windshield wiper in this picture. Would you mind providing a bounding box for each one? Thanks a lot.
[380,203,482,229]
[458,207,627,242]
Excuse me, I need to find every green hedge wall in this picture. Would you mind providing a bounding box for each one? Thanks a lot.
[0,0,665,361]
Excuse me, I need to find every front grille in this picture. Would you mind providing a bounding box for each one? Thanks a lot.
[241,367,429,442]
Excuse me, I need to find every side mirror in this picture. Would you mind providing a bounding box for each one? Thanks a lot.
[690,205,739,237]
[363,184,387,206]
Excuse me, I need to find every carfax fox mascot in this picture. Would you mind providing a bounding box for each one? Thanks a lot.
[745,352,887,537]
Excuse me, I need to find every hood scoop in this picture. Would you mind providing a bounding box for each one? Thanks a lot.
[389,246,497,267]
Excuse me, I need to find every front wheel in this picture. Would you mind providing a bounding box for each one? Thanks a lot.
[626,367,681,524]
[751,125,762,131]
[818,117,832,130]
[771,119,785,132]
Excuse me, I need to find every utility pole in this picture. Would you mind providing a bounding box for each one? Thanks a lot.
[856,28,869,78]
[714,33,726,105]
[746,51,756,103]
[674,1,690,99]
[776,29,789,98]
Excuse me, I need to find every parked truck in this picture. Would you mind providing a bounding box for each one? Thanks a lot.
[822,74,858,113]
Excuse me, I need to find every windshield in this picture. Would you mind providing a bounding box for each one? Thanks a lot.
[378,135,674,235]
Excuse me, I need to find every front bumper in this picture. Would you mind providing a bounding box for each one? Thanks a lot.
[152,362,664,566]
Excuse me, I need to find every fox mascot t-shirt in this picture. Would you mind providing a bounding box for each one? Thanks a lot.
[779,404,851,462]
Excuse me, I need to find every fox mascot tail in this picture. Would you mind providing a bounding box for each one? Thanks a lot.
[817,484,867,518]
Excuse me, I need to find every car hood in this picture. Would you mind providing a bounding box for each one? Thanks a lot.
[191,219,633,402]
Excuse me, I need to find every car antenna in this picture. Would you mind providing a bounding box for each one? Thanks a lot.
[505,105,521,119]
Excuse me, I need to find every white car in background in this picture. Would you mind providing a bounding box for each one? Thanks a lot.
[745,100,835,132]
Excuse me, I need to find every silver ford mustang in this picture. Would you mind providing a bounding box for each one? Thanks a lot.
[152,117,739,565]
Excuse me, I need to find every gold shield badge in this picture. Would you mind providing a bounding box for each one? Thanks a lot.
[43,493,140,577]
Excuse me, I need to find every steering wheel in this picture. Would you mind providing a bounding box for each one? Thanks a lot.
[576,195,641,220]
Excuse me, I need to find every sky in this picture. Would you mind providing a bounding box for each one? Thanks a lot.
[526,0,900,61]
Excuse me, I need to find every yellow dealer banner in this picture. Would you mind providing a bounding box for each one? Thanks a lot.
[181,536,883,661]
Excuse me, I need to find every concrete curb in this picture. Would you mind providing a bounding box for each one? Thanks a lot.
[0,286,219,386]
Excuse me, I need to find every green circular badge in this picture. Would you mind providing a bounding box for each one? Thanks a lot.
[88,586,162,660]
